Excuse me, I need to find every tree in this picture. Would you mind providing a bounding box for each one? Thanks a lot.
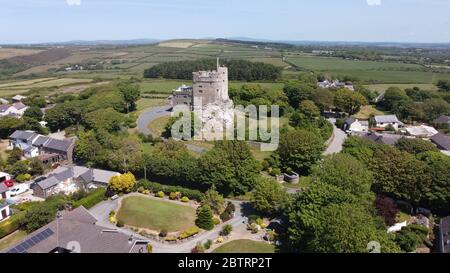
[196,141,261,196]
[277,129,324,175]
[311,88,334,112]
[283,81,315,108]
[7,147,23,164]
[20,205,57,233]
[23,106,43,120]
[334,88,367,115]
[369,146,431,205]
[395,137,440,155]
[342,136,378,165]
[28,158,44,176]
[108,172,135,193]
[118,82,141,113]
[252,177,289,215]
[201,189,225,215]
[195,205,214,230]
[417,151,450,214]
[84,108,125,132]
[379,87,411,111]
[298,100,320,121]
[421,98,450,121]
[375,196,399,226]
[311,153,372,196]
[220,224,233,236]
[0,116,24,139]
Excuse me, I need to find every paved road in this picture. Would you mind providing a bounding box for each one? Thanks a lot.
[89,196,249,253]
[324,119,347,155]
[136,105,172,136]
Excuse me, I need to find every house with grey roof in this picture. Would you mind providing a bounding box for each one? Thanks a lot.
[343,118,369,134]
[3,206,149,253]
[0,102,28,118]
[434,115,450,125]
[9,130,75,163]
[361,132,403,146]
[431,133,450,152]
[31,166,120,199]
[374,115,404,130]
[11,94,27,102]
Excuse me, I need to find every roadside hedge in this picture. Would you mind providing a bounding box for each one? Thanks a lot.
[136,180,205,202]
[73,188,106,209]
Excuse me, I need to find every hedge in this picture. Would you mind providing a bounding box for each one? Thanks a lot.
[73,188,106,209]
[179,226,200,240]
[137,180,205,202]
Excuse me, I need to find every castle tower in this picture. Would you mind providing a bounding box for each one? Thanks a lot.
[192,62,230,109]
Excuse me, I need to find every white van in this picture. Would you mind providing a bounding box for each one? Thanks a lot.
[9,184,30,197]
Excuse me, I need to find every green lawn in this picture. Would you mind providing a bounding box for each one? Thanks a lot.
[364,83,438,93]
[116,196,197,232]
[148,115,171,137]
[0,230,27,251]
[213,240,275,253]
[353,105,386,120]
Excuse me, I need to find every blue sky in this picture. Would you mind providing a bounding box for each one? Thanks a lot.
[1,0,449,44]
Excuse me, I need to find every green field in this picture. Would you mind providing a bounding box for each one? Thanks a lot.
[353,105,386,120]
[213,239,275,253]
[116,196,197,232]
[0,230,27,251]
[364,83,438,93]
[0,77,93,96]
[286,55,450,84]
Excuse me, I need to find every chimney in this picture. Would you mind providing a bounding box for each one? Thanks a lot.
[128,235,133,244]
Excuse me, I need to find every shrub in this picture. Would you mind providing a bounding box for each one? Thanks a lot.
[213,217,220,225]
[181,196,189,203]
[215,236,224,244]
[179,226,200,240]
[270,167,282,176]
[116,220,125,227]
[192,242,205,253]
[15,174,32,183]
[136,180,205,202]
[156,191,164,198]
[169,192,181,200]
[72,188,106,209]
[225,202,235,214]
[0,211,26,239]
[159,229,168,237]
[195,205,214,230]
[165,236,177,242]
[204,239,213,250]
[137,186,145,193]
[220,211,232,222]
[220,224,233,236]
[147,244,153,253]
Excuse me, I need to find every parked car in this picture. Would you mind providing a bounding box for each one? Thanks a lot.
[3,180,14,187]
[9,184,30,197]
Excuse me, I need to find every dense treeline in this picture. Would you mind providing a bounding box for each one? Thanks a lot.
[143,59,282,81]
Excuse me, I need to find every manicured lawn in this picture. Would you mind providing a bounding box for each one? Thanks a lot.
[213,240,275,253]
[135,98,167,114]
[0,230,27,251]
[116,196,196,232]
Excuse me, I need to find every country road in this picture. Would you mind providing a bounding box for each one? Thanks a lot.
[324,119,347,155]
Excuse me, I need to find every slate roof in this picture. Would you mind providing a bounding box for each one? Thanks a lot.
[33,135,50,146]
[434,115,450,125]
[362,133,402,146]
[12,95,26,101]
[3,206,148,253]
[42,138,74,153]
[0,105,10,113]
[12,102,27,110]
[9,130,38,141]
[431,133,450,151]
[374,115,402,124]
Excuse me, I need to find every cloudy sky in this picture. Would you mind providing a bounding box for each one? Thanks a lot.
[1,0,449,44]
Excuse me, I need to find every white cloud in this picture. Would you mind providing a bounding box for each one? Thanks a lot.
[66,0,81,6]
[366,0,382,6]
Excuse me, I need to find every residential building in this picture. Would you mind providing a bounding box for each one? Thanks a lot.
[431,133,450,151]
[439,216,450,253]
[374,115,404,130]
[11,95,27,102]
[0,172,11,185]
[343,118,369,134]
[0,184,11,222]
[31,165,120,199]
[405,125,438,138]
[0,102,28,118]
[4,206,150,253]
[169,84,194,108]
[0,98,8,105]
[9,130,75,163]
[317,79,354,91]
[434,115,450,126]
[362,132,403,146]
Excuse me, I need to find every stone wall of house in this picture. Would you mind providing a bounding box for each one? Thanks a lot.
[192,66,230,108]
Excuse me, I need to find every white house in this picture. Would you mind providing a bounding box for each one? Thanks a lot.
[343,118,369,134]
[374,115,404,130]
[405,125,439,138]
[11,95,27,102]
[0,98,9,105]
[0,102,28,118]
[0,184,11,222]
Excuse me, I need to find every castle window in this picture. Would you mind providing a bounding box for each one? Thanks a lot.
[199,90,203,93]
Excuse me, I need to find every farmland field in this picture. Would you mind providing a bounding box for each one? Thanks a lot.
[364,83,438,93]
[0,48,42,60]
[0,77,93,97]
[286,55,450,84]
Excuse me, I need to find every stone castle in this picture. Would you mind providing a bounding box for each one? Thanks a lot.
[170,60,234,137]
